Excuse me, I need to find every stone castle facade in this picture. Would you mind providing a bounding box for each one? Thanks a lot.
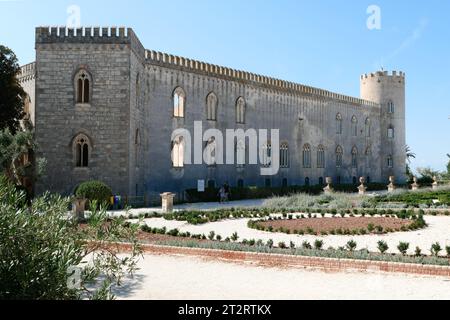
[18,26,406,201]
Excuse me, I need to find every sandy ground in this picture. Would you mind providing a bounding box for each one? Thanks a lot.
[142,215,450,256]
[114,253,450,300]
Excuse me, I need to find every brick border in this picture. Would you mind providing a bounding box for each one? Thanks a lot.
[114,243,450,278]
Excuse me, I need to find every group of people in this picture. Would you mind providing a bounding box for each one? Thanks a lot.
[218,183,231,203]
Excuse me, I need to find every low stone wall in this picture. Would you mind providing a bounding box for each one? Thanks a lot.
[115,243,450,278]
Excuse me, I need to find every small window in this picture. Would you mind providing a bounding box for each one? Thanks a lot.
[74,134,90,168]
[171,136,184,168]
[280,143,289,168]
[319,177,324,186]
[236,140,246,168]
[351,116,358,136]
[262,142,272,167]
[305,177,310,187]
[365,118,371,137]
[303,144,311,168]
[282,178,288,187]
[336,113,343,134]
[336,145,343,168]
[317,145,325,168]
[173,87,186,118]
[388,101,395,114]
[206,92,218,121]
[351,146,358,168]
[388,127,395,139]
[387,155,394,168]
[205,138,217,166]
[236,97,246,124]
[75,69,92,104]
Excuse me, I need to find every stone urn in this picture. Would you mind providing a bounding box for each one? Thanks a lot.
[160,192,176,213]
[72,197,87,221]
[411,176,420,191]
[387,176,396,193]
[323,177,334,194]
[358,177,367,195]
[432,176,439,190]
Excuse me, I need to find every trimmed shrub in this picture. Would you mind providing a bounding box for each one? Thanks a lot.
[431,242,442,257]
[377,240,389,254]
[75,180,112,208]
[346,240,357,252]
[397,242,410,255]
[314,240,324,250]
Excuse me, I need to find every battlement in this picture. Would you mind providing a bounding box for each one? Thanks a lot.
[18,62,36,82]
[145,49,379,108]
[361,70,406,80]
[36,26,133,44]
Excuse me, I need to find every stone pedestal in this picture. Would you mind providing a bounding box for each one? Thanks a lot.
[72,197,87,221]
[160,192,175,213]
[387,176,396,193]
[323,177,334,194]
[432,176,439,190]
[358,177,367,195]
[411,177,419,191]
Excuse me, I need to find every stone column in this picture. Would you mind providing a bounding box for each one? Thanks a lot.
[323,177,334,194]
[160,192,176,213]
[411,177,420,191]
[387,176,396,193]
[432,176,439,190]
[72,197,87,221]
[358,177,367,195]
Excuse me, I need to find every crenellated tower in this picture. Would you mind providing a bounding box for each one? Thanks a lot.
[360,71,406,183]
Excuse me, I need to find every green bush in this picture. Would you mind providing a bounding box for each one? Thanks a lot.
[431,242,442,257]
[75,181,113,207]
[397,242,410,255]
[346,240,357,252]
[377,241,389,254]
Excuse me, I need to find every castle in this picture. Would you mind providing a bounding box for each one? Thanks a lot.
[18,27,406,202]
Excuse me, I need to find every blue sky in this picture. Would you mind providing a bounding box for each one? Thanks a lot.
[1,0,449,172]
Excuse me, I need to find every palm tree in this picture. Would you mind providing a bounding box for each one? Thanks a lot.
[406,145,416,164]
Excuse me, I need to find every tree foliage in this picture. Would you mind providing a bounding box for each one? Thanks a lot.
[0,175,142,300]
[0,45,25,133]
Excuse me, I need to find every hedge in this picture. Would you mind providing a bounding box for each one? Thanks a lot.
[75,181,112,207]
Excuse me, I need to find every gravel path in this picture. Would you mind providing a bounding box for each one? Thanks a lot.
[114,254,450,300]
[142,215,450,256]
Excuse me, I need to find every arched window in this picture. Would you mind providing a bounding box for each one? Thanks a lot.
[236,97,246,124]
[206,92,218,121]
[261,142,272,167]
[336,145,343,168]
[336,113,342,134]
[351,146,358,168]
[135,129,140,164]
[173,87,186,118]
[365,146,372,168]
[387,155,394,168]
[280,142,289,168]
[305,177,310,187]
[388,101,395,114]
[317,145,325,168]
[23,94,31,119]
[388,126,395,139]
[365,118,371,137]
[303,144,311,168]
[74,134,90,168]
[75,69,92,104]
[236,140,246,168]
[204,138,217,166]
[351,116,358,136]
[171,136,185,168]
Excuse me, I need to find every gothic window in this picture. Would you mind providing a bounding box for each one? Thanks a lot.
[387,155,394,168]
[303,144,311,168]
[365,146,372,168]
[236,140,246,168]
[317,145,325,168]
[236,97,246,124]
[206,92,218,121]
[336,145,343,168]
[74,134,90,168]
[280,142,289,168]
[135,129,140,164]
[351,116,358,136]
[365,118,371,137]
[136,73,140,109]
[388,126,395,139]
[171,136,184,168]
[336,113,343,134]
[351,146,358,168]
[75,69,91,104]
[173,87,186,118]
[388,101,395,114]
[204,138,217,166]
[261,142,272,167]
